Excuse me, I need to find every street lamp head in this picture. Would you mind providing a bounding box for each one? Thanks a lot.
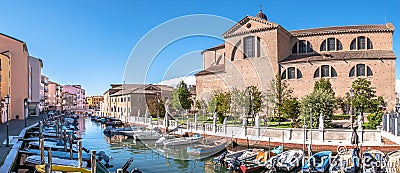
[5,94,10,104]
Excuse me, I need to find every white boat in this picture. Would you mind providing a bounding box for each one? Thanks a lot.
[330,149,360,173]
[187,140,227,156]
[120,126,145,137]
[133,130,161,141]
[266,149,304,172]
[28,141,78,152]
[156,134,202,147]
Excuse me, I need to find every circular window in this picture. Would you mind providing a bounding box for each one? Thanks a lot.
[246,23,251,28]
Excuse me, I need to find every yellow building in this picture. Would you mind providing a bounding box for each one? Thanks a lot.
[86,96,103,110]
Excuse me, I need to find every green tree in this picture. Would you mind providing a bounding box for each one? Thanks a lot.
[300,79,335,128]
[244,86,264,123]
[268,74,293,125]
[214,91,231,123]
[207,97,217,113]
[363,111,383,129]
[351,78,377,118]
[146,97,166,118]
[230,87,245,117]
[281,98,301,127]
[195,99,207,114]
[171,81,192,114]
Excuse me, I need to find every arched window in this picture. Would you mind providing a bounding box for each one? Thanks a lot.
[297,69,303,79]
[350,36,373,50]
[281,67,302,80]
[349,64,373,77]
[320,38,343,51]
[292,40,313,54]
[314,65,337,78]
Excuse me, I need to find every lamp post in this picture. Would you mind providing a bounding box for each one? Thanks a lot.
[157,98,160,127]
[349,88,354,130]
[5,94,10,147]
[24,98,27,127]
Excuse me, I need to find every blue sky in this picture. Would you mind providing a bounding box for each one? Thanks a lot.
[0,0,399,96]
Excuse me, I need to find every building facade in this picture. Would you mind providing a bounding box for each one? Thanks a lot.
[196,9,397,110]
[86,96,103,110]
[62,85,86,111]
[28,56,43,116]
[0,53,11,122]
[0,33,29,121]
[100,84,173,121]
[39,75,49,112]
[48,81,63,111]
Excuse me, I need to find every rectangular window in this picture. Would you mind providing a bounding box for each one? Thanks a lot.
[358,37,366,49]
[299,41,307,53]
[288,67,296,79]
[327,38,335,51]
[128,96,130,102]
[356,64,365,77]
[244,37,255,58]
[257,37,261,57]
[321,65,330,77]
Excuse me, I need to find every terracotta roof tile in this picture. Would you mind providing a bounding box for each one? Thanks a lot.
[195,64,225,76]
[290,23,394,37]
[280,50,396,64]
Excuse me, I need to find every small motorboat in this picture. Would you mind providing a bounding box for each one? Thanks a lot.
[330,149,360,173]
[385,150,400,173]
[103,126,131,135]
[120,126,146,137]
[25,155,87,167]
[266,150,304,172]
[234,150,272,173]
[28,141,78,152]
[187,140,227,156]
[271,145,283,155]
[155,134,202,147]
[105,118,123,126]
[133,130,162,141]
[362,150,385,173]
[302,151,332,173]
[19,149,91,162]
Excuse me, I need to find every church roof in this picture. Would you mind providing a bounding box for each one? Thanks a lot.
[195,64,225,76]
[201,44,225,53]
[280,50,396,64]
[290,23,395,37]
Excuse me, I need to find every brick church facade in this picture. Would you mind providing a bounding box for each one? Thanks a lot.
[195,8,397,110]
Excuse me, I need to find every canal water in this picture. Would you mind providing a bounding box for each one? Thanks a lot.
[80,117,226,173]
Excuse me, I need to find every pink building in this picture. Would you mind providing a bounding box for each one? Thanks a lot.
[0,33,29,121]
[48,81,63,111]
[63,85,86,110]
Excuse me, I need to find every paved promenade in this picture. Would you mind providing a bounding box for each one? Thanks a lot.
[0,114,47,165]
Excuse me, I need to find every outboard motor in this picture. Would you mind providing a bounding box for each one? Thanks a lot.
[213,151,227,165]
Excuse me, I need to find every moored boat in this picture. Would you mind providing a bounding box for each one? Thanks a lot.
[156,134,202,146]
[330,149,360,173]
[362,149,385,173]
[266,149,304,172]
[302,151,332,173]
[385,150,400,173]
[187,140,228,156]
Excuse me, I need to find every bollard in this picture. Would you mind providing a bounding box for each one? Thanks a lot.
[78,141,83,167]
[40,139,45,164]
[48,149,52,172]
[91,150,97,173]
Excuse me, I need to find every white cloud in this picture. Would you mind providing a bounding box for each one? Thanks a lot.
[157,76,196,87]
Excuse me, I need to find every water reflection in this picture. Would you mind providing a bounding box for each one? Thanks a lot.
[80,118,225,173]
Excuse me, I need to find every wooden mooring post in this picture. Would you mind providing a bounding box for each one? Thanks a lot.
[40,139,45,164]
[45,149,52,173]
[78,141,83,167]
[91,150,97,173]
[69,134,73,159]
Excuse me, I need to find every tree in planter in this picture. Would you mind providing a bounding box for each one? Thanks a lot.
[171,80,192,115]
[300,79,335,128]
[281,97,301,127]
[146,97,166,118]
[351,78,377,122]
[267,74,293,125]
